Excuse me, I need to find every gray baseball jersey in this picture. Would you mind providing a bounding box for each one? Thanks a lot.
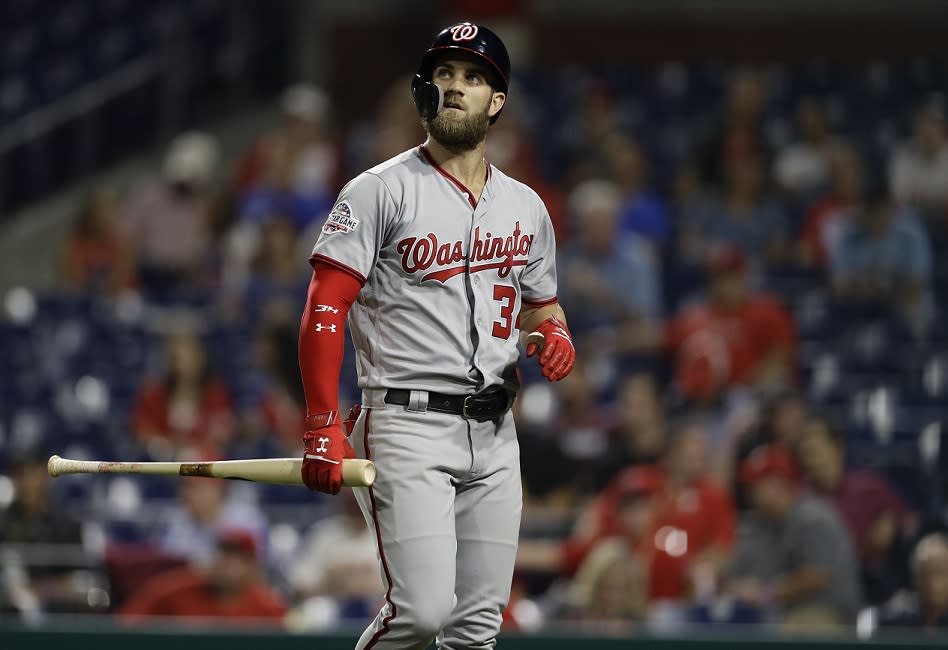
[308,144,559,649]
[310,145,558,394]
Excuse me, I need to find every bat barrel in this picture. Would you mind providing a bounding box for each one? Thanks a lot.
[47,455,376,487]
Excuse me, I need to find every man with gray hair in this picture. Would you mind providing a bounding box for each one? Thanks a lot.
[557,178,662,356]
[881,533,948,630]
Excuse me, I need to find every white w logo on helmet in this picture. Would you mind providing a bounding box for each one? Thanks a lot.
[450,23,478,41]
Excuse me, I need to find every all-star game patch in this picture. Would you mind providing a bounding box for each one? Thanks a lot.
[322,201,359,234]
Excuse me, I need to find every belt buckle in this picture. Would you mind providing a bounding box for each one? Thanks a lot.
[462,395,476,420]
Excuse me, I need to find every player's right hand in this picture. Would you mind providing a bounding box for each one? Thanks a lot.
[301,423,356,494]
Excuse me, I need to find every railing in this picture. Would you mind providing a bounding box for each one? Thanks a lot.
[1,615,943,649]
[0,55,162,156]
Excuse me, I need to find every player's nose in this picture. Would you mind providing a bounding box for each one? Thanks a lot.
[445,75,465,94]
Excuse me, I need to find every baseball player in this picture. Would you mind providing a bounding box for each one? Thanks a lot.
[297,22,575,649]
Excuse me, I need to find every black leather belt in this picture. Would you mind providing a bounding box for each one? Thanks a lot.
[384,388,512,422]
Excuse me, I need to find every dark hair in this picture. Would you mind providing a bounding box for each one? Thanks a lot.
[72,189,111,238]
[163,332,212,395]
[804,411,848,449]
[665,415,707,449]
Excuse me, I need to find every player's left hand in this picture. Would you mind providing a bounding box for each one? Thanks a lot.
[526,316,575,381]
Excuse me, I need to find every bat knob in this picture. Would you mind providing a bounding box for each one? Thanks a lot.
[47,455,62,477]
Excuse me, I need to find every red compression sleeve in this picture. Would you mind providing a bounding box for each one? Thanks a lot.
[298,262,363,419]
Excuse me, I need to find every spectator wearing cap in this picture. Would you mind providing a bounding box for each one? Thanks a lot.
[880,533,948,630]
[726,389,808,509]
[663,248,797,405]
[515,466,663,587]
[558,466,665,580]
[797,415,917,603]
[119,131,220,301]
[557,179,662,358]
[727,445,862,628]
[120,528,286,622]
[235,83,343,231]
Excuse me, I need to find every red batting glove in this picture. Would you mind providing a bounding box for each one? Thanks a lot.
[526,316,575,382]
[301,416,356,495]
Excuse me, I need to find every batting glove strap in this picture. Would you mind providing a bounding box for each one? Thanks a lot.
[304,410,340,430]
[301,424,355,494]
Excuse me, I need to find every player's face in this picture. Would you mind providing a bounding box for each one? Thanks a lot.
[425,59,505,152]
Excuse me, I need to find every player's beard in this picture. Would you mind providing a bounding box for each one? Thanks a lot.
[425,96,492,153]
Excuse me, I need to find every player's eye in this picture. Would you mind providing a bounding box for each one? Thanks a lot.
[435,67,452,79]
[466,73,483,84]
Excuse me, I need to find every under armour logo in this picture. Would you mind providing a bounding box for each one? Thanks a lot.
[314,323,337,332]
[315,437,330,453]
[314,304,339,314]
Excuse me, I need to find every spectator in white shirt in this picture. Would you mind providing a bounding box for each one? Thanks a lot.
[775,97,837,200]
[889,100,948,217]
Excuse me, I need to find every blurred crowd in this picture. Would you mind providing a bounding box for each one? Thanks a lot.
[2,62,948,637]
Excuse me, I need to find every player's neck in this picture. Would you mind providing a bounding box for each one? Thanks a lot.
[423,137,488,198]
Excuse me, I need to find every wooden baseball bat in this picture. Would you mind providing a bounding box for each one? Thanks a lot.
[524,331,544,350]
[47,455,376,487]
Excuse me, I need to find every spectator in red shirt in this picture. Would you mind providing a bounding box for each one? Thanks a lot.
[797,415,918,603]
[559,466,665,578]
[665,248,797,403]
[650,419,736,602]
[132,329,235,458]
[121,529,286,623]
[798,144,864,267]
[60,188,136,296]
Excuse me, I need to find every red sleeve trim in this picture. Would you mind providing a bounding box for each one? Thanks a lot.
[522,296,559,308]
[309,253,367,285]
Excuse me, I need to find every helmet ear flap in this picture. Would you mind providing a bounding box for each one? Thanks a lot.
[411,74,444,121]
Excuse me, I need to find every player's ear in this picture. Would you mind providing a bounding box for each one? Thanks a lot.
[488,91,506,119]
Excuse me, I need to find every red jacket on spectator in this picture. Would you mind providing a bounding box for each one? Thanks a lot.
[120,565,286,621]
[133,378,234,449]
[665,295,797,399]
[562,465,735,601]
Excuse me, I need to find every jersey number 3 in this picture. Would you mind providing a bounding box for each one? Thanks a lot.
[491,284,516,339]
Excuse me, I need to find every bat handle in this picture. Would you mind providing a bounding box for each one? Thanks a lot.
[47,454,67,477]
[342,459,377,487]
[524,331,544,351]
